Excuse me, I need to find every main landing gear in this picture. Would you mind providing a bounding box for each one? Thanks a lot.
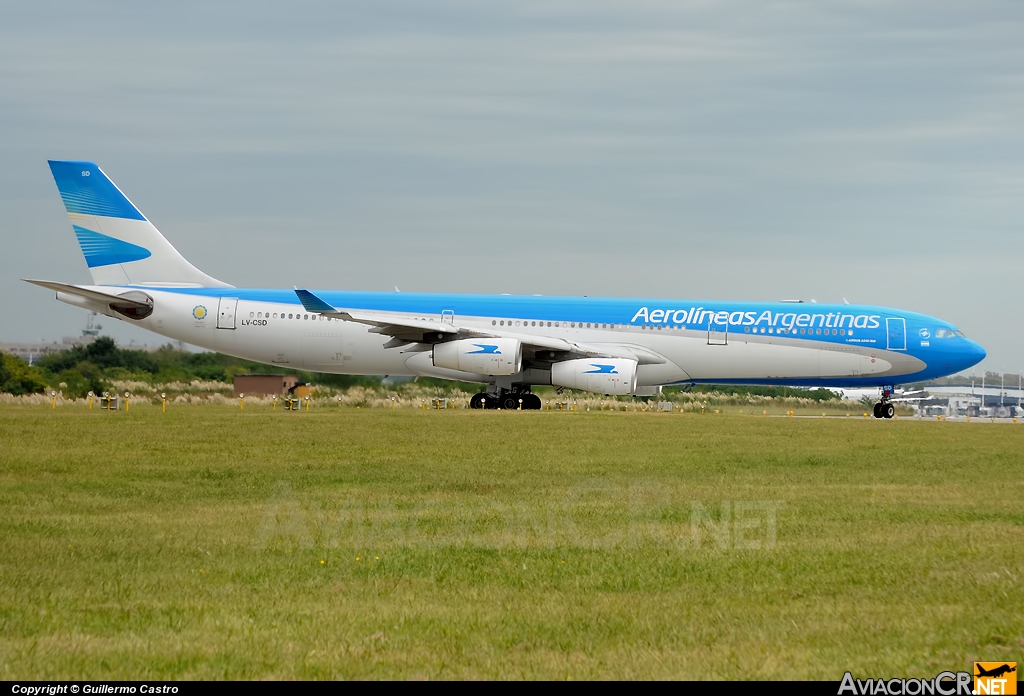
[470,390,542,410]
[872,387,895,419]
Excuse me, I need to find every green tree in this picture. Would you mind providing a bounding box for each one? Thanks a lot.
[0,352,48,395]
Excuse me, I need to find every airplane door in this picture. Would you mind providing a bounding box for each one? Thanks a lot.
[886,317,906,351]
[441,309,455,324]
[707,323,728,345]
[217,297,238,329]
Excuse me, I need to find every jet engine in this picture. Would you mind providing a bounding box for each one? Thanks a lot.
[551,358,638,395]
[433,338,522,376]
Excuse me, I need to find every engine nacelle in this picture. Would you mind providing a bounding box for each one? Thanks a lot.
[433,338,522,376]
[551,358,638,395]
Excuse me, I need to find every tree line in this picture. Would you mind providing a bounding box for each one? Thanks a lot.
[2,337,841,401]
[0,338,379,398]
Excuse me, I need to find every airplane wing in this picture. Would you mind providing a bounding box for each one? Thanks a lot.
[293,289,667,364]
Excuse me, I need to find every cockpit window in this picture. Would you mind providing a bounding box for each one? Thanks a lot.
[935,328,965,339]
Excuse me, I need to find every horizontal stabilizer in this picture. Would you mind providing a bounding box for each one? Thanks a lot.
[23,279,152,310]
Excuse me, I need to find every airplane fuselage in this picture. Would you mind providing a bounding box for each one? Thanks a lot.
[84,286,984,389]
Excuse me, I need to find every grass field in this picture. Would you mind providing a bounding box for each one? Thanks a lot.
[0,405,1020,679]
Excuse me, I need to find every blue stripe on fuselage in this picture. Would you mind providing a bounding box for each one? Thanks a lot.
[138,286,980,383]
[139,287,934,336]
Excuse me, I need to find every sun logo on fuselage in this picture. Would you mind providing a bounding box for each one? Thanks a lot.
[193,305,208,320]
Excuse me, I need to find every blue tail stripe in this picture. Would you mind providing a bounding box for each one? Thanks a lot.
[73,226,152,268]
[48,160,146,220]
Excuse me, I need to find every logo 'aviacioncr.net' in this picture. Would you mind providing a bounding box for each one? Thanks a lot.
[193,305,207,320]
[974,663,1016,695]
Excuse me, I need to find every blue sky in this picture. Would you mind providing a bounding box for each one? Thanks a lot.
[2,1,1022,373]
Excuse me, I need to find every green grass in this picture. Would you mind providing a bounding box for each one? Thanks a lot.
[0,405,1020,679]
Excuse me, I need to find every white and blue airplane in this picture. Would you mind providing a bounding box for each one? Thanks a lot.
[27,160,986,417]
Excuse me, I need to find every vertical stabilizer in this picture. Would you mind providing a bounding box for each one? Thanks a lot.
[48,160,230,287]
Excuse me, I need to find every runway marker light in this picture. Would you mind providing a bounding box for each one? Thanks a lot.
[51,391,56,410]
[124,391,130,413]
[239,393,245,411]
[518,398,523,411]
[305,395,310,412]
[273,395,277,410]
[88,391,93,410]
[161,393,166,413]
[338,396,343,410]
[763,410,767,417]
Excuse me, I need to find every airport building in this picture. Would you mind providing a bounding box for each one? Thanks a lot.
[0,335,99,365]
[233,374,300,397]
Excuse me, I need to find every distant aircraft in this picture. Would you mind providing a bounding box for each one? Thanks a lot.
[833,387,928,404]
[27,160,986,415]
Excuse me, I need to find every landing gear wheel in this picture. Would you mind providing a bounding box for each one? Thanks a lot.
[470,393,485,410]
[524,394,542,410]
[883,403,895,419]
[873,403,883,419]
[502,395,519,410]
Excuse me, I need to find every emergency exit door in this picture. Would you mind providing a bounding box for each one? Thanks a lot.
[217,297,238,329]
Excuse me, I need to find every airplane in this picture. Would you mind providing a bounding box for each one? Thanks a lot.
[26,160,986,417]
[975,664,1016,679]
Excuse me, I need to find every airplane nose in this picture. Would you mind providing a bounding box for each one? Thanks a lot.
[960,339,986,371]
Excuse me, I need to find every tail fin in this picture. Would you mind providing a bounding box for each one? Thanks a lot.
[48,160,230,287]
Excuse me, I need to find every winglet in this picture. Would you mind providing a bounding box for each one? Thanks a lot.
[294,288,337,314]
